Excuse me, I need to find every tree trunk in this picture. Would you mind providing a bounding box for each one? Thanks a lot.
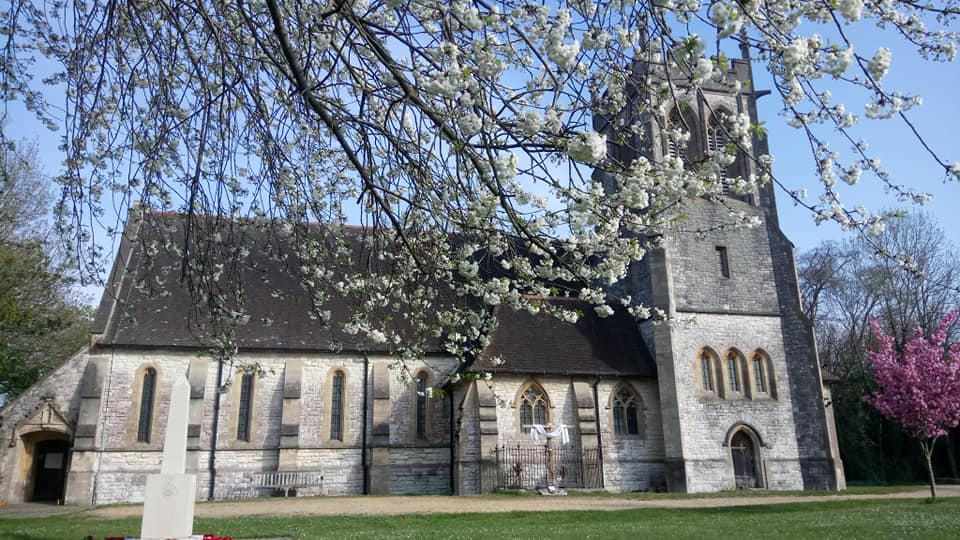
[921,439,937,499]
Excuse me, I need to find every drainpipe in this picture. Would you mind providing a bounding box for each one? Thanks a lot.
[448,387,455,494]
[592,377,604,488]
[207,357,224,501]
[361,352,369,495]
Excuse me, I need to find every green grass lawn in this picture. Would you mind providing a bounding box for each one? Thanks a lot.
[1,498,959,540]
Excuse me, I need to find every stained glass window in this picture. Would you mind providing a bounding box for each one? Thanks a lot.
[331,371,345,441]
[416,372,428,440]
[613,387,641,435]
[519,385,548,433]
[237,373,254,441]
[137,368,157,443]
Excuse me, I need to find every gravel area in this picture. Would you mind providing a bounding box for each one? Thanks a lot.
[1,485,957,521]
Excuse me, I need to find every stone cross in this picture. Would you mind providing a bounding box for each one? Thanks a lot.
[140,375,197,540]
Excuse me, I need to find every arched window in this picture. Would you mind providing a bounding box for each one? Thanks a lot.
[725,350,744,396]
[698,349,719,394]
[707,111,733,195]
[237,372,254,441]
[612,385,643,436]
[137,368,157,443]
[727,353,740,393]
[707,114,728,158]
[518,383,549,434]
[330,370,345,441]
[666,108,698,164]
[752,355,766,394]
[750,351,777,398]
[415,371,428,440]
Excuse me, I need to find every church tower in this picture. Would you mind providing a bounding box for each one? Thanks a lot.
[603,48,845,492]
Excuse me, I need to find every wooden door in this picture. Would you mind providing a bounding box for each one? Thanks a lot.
[731,431,757,489]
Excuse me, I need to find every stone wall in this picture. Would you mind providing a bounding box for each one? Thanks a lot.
[453,382,483,495]
[0,348,89,503]
[666,199,779,316]
[766,224,842,489]
[489,376,580,445]
[666,313,805,491]
[388,448,451,494]
[461,375,667,493]
[595,379,666,491]
[283,448,362,496]
[61,348,457,504]
[654,198,811,492]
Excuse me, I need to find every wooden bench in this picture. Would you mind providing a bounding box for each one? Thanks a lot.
[228,470,324,499]
[254,470,324,497]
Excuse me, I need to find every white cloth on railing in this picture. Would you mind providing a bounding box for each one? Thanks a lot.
[529,424,569,445]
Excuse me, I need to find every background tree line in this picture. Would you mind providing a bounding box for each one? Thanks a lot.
[0,139,91,401]
[799,213,960,483]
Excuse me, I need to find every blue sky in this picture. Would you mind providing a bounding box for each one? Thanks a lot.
[753,24,960,253]
[3,21,958,303]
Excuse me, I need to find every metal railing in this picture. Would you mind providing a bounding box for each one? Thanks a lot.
[495,444,602,490]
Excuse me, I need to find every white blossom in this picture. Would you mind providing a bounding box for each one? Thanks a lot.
[838,0,864,22]
[841,164,862,186]
[567,131,607,163]
[544,108,563,134]
[823,46,855,77]
[594,304,614,318]
[867,48,893,80]
[4,0,952,385]
[582,28,610,50]
[517,110,542,137]
[458,114,482,137]
[866,221,886,236]
[544,9,580,70]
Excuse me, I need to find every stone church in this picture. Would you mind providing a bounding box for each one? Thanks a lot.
[0,55,845,505]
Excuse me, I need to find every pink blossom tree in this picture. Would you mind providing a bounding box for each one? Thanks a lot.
[866,312,960,499]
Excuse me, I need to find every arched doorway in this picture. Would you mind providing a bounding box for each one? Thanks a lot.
[730,430,760,488]
[30,439,69,502]
[9,399,75,504]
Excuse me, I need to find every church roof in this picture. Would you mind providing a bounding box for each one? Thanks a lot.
[477,299,656,377]
[92,211,450,352]
[93,210,655,377]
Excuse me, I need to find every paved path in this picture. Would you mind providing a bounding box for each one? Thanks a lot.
[1,485,957,520]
